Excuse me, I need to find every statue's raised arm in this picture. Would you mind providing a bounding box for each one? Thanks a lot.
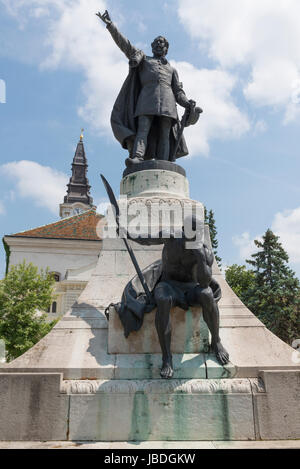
[96,10,139,61]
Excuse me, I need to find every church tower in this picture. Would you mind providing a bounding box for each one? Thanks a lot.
[59,130,95,218]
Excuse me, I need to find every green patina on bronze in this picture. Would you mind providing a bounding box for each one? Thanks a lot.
[215,389,231,440]
[96,391,110,440]
[133,355,153,379]
[173,392,190,440]
[129,391,151,441]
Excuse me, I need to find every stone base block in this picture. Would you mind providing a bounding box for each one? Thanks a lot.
[0,373,69,441]
[108,306,210,354]
[64,379,255,441]
[251,370,300,440]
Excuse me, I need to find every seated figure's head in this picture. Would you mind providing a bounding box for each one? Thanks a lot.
[151,36,169,57]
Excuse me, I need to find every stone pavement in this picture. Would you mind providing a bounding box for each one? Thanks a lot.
[0,440,299,449]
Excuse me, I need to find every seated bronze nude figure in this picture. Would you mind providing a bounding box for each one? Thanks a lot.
[113,216,230,379]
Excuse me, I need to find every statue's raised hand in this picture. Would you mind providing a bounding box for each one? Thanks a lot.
[96,10,112,25]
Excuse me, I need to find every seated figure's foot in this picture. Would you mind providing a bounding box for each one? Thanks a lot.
[160,359,174,379]
[125,156,144,167]
[212,341,229,366]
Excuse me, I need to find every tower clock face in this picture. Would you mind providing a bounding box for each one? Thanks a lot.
[73,207,83,215]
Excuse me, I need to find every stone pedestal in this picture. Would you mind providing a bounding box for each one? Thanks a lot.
[121,161,189,199]
[0,161,299,441]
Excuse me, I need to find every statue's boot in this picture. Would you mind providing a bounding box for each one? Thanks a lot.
[125,156,144,167]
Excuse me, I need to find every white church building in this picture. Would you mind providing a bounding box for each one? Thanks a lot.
[3,133,103,316]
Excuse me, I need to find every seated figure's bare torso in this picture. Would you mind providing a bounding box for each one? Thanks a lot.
[161,237,212,286]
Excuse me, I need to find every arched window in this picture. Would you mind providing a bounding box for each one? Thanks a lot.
[52,302,57,313]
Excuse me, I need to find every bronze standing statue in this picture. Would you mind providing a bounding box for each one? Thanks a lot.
[96,10,202,167]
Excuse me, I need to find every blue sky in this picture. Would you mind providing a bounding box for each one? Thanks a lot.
[1,0,300,278]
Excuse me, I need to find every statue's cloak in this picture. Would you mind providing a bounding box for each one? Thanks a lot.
[113,259,222,338]
[110,61,188,160]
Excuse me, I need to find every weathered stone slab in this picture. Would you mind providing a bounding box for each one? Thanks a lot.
[251,370,300,440]
[3,327,115,380]
[66,379,255,441]
[205,354,237,379]
[219,327,300,378]
[108,306,210,354]
[0,373,68,441]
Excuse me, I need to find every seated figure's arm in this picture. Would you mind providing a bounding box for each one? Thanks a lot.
[194,244,214,288]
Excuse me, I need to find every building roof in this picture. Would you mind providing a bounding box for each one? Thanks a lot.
[6,209,103,241]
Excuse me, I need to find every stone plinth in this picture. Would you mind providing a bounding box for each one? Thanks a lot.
[121,160,189,199]
[108,306,210,354]
[121,169,189,199]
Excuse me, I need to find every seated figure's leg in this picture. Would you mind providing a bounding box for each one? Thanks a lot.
[187,286,229,365]
[132,115,153,160]
[154,281,175,378]
[157,116,172,161]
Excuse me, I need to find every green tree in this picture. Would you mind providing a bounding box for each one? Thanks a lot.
[0,261,57,361]
[225,264,255,305]
[204,207,222,267]
[246,229,300,344]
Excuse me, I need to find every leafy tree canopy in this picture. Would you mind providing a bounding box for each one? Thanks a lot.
[0,261,57,361]
[226,229,300,344]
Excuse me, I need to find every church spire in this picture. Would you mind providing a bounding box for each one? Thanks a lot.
[60,131,95,218]
[64,132,93,206]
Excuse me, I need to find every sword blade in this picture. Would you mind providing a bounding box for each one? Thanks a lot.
[100,174,120,221]
[100,173,152,302]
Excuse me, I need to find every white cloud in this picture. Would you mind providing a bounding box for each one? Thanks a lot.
[232,231,261,261]
[41,0,129,135]
[0,161,68,215]
[2,0,126,136]
[233,205,300,269]
[172,61,250,155]
[272,207,300,264]
[96,198,109,216]
[178,0,300,122]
